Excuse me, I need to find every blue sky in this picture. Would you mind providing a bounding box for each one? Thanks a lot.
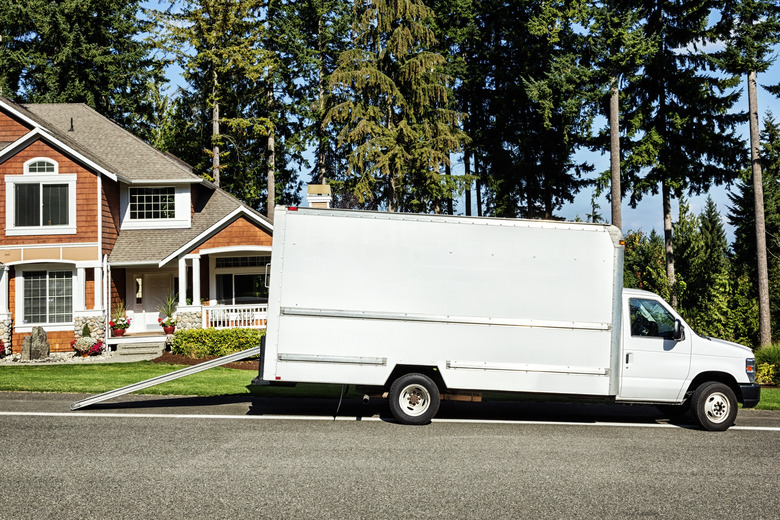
[145,0,780,242]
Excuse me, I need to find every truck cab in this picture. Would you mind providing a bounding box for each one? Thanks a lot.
[618,288,760,430]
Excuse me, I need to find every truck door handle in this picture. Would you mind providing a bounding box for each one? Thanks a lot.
[625,353,632,364]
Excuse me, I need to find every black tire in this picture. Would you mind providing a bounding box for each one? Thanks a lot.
[691,382,738,431]
[388,373,440,425]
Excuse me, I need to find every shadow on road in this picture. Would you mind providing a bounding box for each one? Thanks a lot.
[82,393,699,428]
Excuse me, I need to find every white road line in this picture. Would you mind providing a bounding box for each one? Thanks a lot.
[1,410,779,431]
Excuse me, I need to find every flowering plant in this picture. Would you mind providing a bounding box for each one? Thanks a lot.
[158,316,177,328]
[111,301,131,330]
[109,316,131,330]
[72,337,104,356]
[157,291,178,328]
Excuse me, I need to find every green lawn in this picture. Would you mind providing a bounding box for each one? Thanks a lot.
[1,362,778,410]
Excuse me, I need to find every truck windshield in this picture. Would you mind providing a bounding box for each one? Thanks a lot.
[629,298,677,339]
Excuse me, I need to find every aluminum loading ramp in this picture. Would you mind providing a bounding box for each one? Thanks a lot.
[70,345,263,410]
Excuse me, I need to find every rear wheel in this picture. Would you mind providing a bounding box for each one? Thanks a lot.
[692,382,737,431]
[388,373,440,425]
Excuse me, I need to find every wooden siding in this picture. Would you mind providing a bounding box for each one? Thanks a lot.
[0,139,100,246]
[110,268,126,313]
[102,176,120,256]
[192,217,273,253]
[0,114,32,142]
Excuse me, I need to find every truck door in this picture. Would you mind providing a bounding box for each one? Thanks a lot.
[619,296,692,401]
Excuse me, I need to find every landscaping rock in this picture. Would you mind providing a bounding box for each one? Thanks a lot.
[21,327,50,361]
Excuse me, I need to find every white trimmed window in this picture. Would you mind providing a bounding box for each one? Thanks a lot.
[17,268,74,326]
[5,158,77,236]
[130,187,176,220]
[120,185,191,229]
[214,256,271,304]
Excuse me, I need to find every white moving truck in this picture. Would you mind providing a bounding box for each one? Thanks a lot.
[260,207,759,430]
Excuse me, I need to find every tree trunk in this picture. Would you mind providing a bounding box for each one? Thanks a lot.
[316,15,327,185]
[445,162,453,215]
[266,86,276,223]
[609,76,621,230]
[748,69,772,346]
[464,148,472,216]
[212,98,220,187]
[662,181,677,307]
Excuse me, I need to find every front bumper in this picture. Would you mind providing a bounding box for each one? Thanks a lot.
[739,383,761,408]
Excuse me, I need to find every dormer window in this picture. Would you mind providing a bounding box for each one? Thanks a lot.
[5,158,77,236]
[130,187,176,220]
[119,184,191,230]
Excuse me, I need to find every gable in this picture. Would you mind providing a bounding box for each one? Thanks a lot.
[191,216,273,254]
[0,113,32,145]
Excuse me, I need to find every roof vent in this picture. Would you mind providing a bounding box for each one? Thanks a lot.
[69,118,74,132]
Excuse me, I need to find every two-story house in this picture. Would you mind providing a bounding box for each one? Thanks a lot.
[0,97,274,355]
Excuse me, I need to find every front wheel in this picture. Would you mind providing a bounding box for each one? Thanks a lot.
[388,373,440,425]
[691,382,738,431]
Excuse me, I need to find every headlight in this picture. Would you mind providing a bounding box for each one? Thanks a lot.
[746,358,756,383]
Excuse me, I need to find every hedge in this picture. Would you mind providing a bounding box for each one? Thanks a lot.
[171,328,265,358]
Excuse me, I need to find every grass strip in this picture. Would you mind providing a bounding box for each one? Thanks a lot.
[1,363,778,410]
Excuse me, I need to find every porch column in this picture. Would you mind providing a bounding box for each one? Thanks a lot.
[178,257,187,307]
[93,266,103,310]
[0,265,8,315]
[75,267,86,312]
[190,255,201,305]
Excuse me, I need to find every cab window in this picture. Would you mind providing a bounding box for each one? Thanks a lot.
[629,298,677,339]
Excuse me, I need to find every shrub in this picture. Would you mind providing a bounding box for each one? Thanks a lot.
[754,343,780,366]
[171,328,265,358]
[757,363,780,386]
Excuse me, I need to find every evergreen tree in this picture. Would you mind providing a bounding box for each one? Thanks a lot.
[621,0,746,307]
[324,0,467,212]
[674,197,732,338]
[713,0,780,346]
[729,113,780,343]
[623,229,671,301]
[0,0,163,134]
[586,0,654,230]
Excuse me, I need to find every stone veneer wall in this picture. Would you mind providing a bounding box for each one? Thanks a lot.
[74,314,106,343]
[176,311,202,330]
[0,317,11,355]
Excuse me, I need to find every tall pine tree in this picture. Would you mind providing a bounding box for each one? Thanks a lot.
[0,0,163,134]
[324,0,467,212]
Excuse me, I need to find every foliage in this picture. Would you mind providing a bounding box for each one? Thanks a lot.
[622,229,670,301]
[171,328,265,358]
[157,292,178,318]
[755,343,780,367]
[71,337,104,356]
[324,0,467,212]
[756,364,780,386]
[110,301,131,330]
[0,0,164,135]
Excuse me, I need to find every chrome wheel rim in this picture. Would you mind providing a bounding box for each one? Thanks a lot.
[398,384,431,417]
[703,391,731,424]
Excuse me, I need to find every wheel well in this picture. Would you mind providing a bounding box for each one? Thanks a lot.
[686,372,743,403]
[384,365,446,393]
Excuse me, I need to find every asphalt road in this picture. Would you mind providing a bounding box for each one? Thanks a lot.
[1,392,779,519]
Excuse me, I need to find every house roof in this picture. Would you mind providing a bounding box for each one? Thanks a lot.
[23,103,200,183]
[1,98,272,265]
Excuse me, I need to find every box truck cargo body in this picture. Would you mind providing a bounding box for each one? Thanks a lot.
[261,207,759,430]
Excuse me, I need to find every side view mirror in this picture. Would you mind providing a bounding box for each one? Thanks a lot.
[673,319,685,341]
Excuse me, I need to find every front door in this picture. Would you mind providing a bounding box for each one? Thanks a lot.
[129,273,171,332]
[619,296,692,401]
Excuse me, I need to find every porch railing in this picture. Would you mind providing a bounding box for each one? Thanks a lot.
[204,304,268,329]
